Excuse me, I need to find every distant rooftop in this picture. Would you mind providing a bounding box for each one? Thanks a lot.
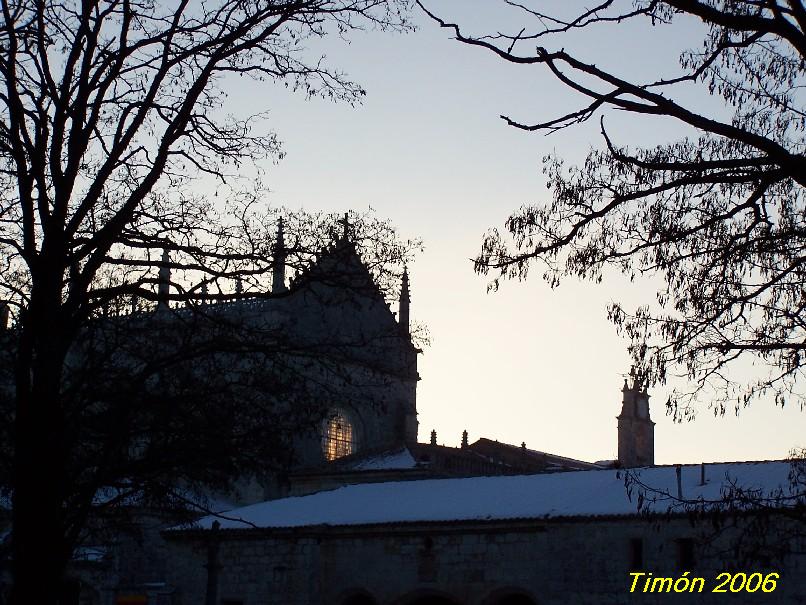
[346,448,418,471]
[468,438,603,471]
[294,437,599,482]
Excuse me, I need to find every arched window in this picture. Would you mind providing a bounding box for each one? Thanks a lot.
[322,409,358,461]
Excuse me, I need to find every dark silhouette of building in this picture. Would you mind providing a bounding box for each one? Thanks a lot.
[3,221,689,605]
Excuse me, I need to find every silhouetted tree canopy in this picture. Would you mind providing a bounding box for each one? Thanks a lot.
[624,450,806,564]
[421,0,806,417]
[0,1,413,602]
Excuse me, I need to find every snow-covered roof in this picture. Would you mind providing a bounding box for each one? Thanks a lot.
[183,460,798,531]
[345,448,418,471]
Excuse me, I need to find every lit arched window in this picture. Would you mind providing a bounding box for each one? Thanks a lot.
[322,409,358,461]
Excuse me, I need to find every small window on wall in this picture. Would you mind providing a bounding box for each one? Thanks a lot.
[676,538,696,569]
[322,409,358,461]
[629,538,644,570]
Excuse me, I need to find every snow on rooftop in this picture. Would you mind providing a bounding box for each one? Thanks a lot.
[186,460,796,531]
[346,448,417,471]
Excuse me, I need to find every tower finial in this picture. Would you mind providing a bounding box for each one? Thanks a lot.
[157,249,170,311]
[272,217,287,294]
[461,430,468,449]
[399,267,410,334]
[430,429,437,446]
[337,212,350,241]
[628,365,649,391]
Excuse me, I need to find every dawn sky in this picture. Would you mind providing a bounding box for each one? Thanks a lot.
[223,1,806,465]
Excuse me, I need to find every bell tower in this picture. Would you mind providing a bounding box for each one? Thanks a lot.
[617,372,655,467]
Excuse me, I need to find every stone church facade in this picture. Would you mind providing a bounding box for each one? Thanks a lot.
[256,221,420,475]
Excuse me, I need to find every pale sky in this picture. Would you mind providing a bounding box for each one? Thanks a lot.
[222,1,806,465]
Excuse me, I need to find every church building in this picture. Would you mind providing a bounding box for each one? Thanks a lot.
[11,219,802,605]
[155,227,803,605]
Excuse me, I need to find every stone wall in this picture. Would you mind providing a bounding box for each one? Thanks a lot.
[164,516,806,605]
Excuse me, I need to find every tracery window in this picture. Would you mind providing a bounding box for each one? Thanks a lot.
[322,409,357,461]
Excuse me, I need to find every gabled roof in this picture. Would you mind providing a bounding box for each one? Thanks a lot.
[289,237,387,302]
[468,438,603,471]
[177,460,797,531]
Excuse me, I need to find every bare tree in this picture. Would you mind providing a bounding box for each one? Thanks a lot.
[622,451,806,565]
[420,1,806,417]
[0,1,413,602]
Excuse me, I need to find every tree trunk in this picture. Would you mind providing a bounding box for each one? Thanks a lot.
[10,281,70,605]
